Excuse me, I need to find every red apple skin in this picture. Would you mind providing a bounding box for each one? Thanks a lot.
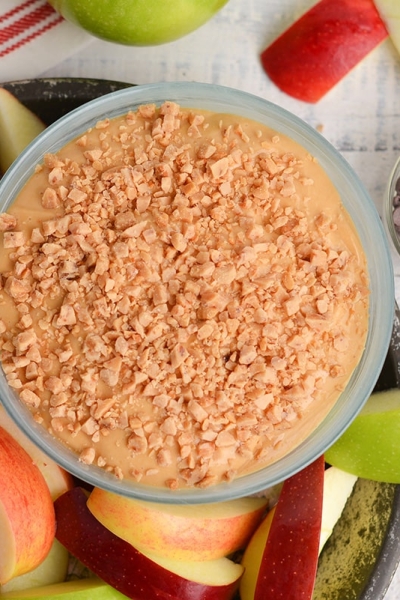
[54,487,240,600]
[255,456,325,600]
[260,0,388,103]
[87,487,267,561]
[0,426,56,584]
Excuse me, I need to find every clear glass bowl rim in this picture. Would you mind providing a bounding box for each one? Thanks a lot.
[0,81,394,504]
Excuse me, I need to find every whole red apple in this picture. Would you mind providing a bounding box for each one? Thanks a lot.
[48,0,229,45]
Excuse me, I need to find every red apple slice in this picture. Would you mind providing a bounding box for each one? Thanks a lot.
[240,463,356,600]
[0,426,56,585]
[54,487,243,600]
[254,455,325,600]
[0,406,73,501]
[260,0,388,103]
[87,486,268,561]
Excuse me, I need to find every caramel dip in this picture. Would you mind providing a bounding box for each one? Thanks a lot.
[0,101,369,490]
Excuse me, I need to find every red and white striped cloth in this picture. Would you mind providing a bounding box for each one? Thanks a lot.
[0,0,92,83]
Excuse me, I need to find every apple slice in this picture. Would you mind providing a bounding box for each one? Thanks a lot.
[55,487,243,600]
[0,426,56,585]
[240,456,324,600]
[374,0,400,56]
[0,405,73,501]
[0,577,128,599]
[319,466,357,552]
[240,461,347,600]
[87,487,267,561]
[0,88,46,174]
[240,507,276,600]
[325,388,400,482]
[260,0,388,103]
[0,539,69,594]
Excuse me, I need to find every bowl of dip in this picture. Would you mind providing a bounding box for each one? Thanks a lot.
[0,81,394,504]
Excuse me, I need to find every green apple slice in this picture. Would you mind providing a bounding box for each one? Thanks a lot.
[0,88,46,175]
[0,577,128,599]
[0,540,68,594]
[325,388,400,482]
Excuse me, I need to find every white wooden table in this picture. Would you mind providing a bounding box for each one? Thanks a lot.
[19,0,400,595]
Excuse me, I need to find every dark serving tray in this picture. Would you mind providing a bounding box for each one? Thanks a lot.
[1,77,400,600]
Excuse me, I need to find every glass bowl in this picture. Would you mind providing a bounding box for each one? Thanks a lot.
[0,81,394,504]
[383,156,400,256]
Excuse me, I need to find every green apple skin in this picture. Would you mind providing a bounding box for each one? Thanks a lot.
[325,389,400,483]
[0,578,128,599]
[48,0,229,45]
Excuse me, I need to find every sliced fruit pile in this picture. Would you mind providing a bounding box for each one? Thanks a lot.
[260,0,399,102]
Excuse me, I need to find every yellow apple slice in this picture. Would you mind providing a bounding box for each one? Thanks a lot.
[0,88,46,174]
[240,507,275,600]
[374,0,400,55]
[0,426,56,585]
[87,487,268,561]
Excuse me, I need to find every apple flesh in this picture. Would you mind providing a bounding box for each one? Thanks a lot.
[0,578,128,599]
[374,0,400,56]
[0,426,56,585]
[319,466,357,552]
[87,487,267,561]
[325,388,400,482]
[55,487,243,600]
[48,0,229,46]
[0,88,46,174]
[260,0,388,103]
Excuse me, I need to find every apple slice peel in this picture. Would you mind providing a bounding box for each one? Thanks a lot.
[260,0,388,103]
[254,455,325,600]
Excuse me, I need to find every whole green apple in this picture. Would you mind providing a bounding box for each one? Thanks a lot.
[48,0,229,45]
